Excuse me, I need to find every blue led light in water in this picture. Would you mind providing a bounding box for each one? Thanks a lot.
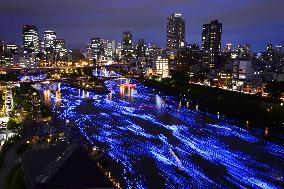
[34,79,284,189]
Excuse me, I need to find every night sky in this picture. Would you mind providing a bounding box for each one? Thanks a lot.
[0,0,283,52]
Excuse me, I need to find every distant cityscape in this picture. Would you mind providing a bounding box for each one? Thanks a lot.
[0,13,283,98]
[0,14,284,98]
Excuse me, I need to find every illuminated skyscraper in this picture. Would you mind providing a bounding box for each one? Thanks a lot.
[44,30,56,49]
[106,40,115,59]
[91,38,104,62]
[136,39,146,58]
[122,31,133,57]
[267,44,283,63]
[23,25,39,53]
[202,20,222,69]
[54,39,67,59]
[167,13,185,50]
[0,40,4,55]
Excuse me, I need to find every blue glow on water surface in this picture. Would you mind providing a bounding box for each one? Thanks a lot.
[34,79,284,189]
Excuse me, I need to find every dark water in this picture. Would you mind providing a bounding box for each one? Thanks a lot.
[35,79,284,189]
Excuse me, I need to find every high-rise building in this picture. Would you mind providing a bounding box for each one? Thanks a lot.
[267,44,273,62]
[167,13,185,50]
[115,43,123,59]
[122,31,133,57]
[146,43,161,66]
[266,44,282,63]
[202,20,222,69]
[0,40,4,56]
[276,44,282,54]
[91,38,104,62]
[232,60,254,90]
[3,44,18,67]
[136,39,146,58]
[106,40,115,59]
[23,25,39,53]
[0,40,4,66]
[175,44,203,72]
[44,30,56,49]
[154,56,169,78]
[54,39,67,59]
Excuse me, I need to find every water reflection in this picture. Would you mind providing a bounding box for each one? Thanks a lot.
[43,89,51,107]
[55,91,61,108]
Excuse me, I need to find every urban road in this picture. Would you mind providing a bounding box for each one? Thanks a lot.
[32,77,284,189]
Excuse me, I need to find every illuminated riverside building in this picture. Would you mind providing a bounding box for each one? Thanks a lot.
[167,13,185,50]
[154,56,169,78]
[23,25,39,54]
[217,72,232,89]
[202,20,222,69]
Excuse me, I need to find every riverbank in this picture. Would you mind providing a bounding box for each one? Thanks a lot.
[139,77,284,131]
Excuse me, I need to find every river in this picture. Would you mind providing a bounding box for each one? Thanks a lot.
[34,78,284,189]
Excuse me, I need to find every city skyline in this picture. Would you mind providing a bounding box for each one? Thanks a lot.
[0,0,284,51]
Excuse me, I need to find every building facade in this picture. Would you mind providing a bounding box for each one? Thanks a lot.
[167,14,185,50]
[23,25,39,54]
[122,31,133,57]
[202,20,222,69]
[154,56,169,78]
[91,38,104,63]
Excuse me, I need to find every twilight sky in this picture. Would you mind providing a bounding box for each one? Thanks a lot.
[0,0,283,52]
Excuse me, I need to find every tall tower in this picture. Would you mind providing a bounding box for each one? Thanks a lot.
[91,38,104,62]
[202,20,222,69]
[122,31,133,57]
[44,30,56,49]
[54,39,67,59]
[136,39,146,58]
[23,25,39,53]
[167,13,185,50]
